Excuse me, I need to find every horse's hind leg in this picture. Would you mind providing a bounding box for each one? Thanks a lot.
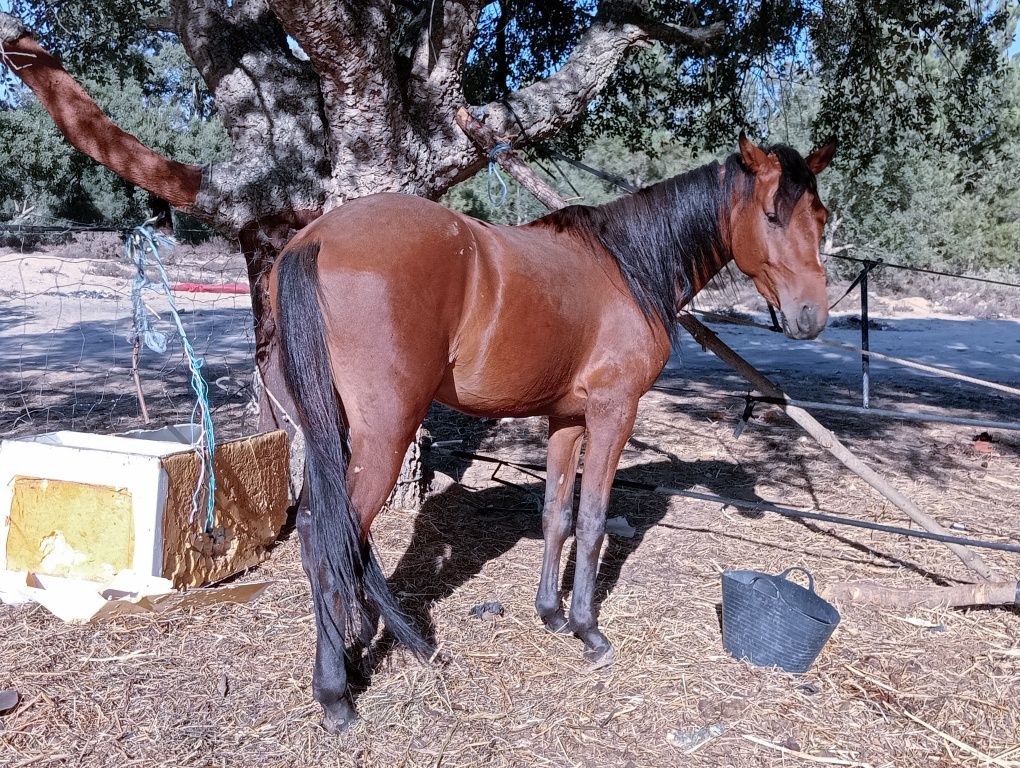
[536,417,585,633]
[296,476,357,732]
[344,419,426,646]
[298,403,430,733]
[568,400,638,664]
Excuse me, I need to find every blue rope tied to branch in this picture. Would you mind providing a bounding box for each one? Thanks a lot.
[126,219,218,533]
[487,142,513,207]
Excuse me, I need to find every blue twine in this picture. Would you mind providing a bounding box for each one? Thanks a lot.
[126,220,218,533]
[487,142,513,207]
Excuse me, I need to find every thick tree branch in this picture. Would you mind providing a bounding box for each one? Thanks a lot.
[632,17,725,49]
[0,13,202,209]
[483,17,645,143]
[427,2,725,194]
[142,15,175,33]
[398,1,485,196]
[409,0,484,87]
[480,3,724,145]
[270,0,414,202]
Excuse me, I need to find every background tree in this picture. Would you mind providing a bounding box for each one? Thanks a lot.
[0,0,1011,438]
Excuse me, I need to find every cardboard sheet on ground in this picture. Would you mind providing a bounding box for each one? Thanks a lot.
[0,569,268,623]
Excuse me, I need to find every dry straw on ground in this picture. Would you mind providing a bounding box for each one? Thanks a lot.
[2,384,1019,768]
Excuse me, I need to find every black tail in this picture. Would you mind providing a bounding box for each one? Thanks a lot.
[276,242,432,660]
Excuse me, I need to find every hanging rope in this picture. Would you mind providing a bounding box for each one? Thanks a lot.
[487,142,513,207]
[125,218,218,533]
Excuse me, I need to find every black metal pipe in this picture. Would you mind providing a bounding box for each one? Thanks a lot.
[861,267,870,408]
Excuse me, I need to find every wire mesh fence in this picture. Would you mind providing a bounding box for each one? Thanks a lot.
[0,231,257,441]
[3,226,1019,447]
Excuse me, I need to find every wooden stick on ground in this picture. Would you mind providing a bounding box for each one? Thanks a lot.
[676,312,999,583]
[820,580,1018,609]
[454,107,1002,586]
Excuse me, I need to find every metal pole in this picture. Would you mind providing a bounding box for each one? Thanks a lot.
[860,266,870,408]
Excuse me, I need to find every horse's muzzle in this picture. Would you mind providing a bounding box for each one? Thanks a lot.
[782,302,827,340]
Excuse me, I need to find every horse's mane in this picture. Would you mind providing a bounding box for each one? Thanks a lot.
[536,145,814,335]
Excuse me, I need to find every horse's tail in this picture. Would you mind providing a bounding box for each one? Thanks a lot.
[275,241,432,660]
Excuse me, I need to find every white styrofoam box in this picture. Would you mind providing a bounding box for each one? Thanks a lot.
[0,425,289,587]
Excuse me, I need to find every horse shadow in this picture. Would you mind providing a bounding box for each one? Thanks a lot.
[346,451,764,698]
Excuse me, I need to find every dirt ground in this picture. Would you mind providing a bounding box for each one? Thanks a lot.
[1,236,1019,767]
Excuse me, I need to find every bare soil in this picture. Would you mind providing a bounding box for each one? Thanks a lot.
[1,236,1019,767]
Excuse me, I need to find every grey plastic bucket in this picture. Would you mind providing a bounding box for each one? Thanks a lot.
[721,567,840,673]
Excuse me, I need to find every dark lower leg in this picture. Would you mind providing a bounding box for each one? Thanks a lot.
[568,408,635,662]
[536,418,584,633]
[296,497,357,732]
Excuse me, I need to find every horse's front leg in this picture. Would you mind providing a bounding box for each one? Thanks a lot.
[536,417,585,633]
[568,399,638,664]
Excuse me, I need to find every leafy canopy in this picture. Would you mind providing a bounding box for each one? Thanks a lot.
[2,0,1010,165]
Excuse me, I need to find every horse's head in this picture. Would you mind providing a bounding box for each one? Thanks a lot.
[728,134,836,340]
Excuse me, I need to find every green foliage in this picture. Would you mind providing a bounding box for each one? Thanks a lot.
[3,0,165,92]
[461,1,1009,169]
[766,54,1020,275]
[810,2,1009,171]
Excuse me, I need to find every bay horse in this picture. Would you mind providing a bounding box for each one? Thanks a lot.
[270,135,835,731]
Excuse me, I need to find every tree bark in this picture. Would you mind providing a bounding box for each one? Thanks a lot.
[169,0,332,231]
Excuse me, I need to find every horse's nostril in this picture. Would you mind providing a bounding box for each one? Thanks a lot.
[799,303,817,329]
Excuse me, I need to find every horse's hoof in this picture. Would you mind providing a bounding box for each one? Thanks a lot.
[583,644,616,670]
[541,612,571,635]
[320,701,358,735]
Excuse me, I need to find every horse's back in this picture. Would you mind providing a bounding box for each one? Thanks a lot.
[292,193,475,278]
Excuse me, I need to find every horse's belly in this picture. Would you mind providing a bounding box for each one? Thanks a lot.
[435,357,585,419]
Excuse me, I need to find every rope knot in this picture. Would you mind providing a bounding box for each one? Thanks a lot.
[486,142,514,208]
[488,142,513,162]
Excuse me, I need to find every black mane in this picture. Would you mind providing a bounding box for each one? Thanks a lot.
[769,144,819,225]
[537,145,815,335]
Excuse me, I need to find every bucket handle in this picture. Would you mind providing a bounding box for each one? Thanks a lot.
[778,566,816,594]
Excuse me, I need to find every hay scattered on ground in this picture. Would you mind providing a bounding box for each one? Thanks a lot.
[2,381,1019,767]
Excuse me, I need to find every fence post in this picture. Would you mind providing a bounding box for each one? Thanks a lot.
[860,266,870,408]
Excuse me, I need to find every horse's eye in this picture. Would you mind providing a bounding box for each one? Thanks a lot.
[766,211,781,226]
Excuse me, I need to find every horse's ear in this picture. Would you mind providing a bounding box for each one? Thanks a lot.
[738,132,769,174]
[806,139,837,174]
